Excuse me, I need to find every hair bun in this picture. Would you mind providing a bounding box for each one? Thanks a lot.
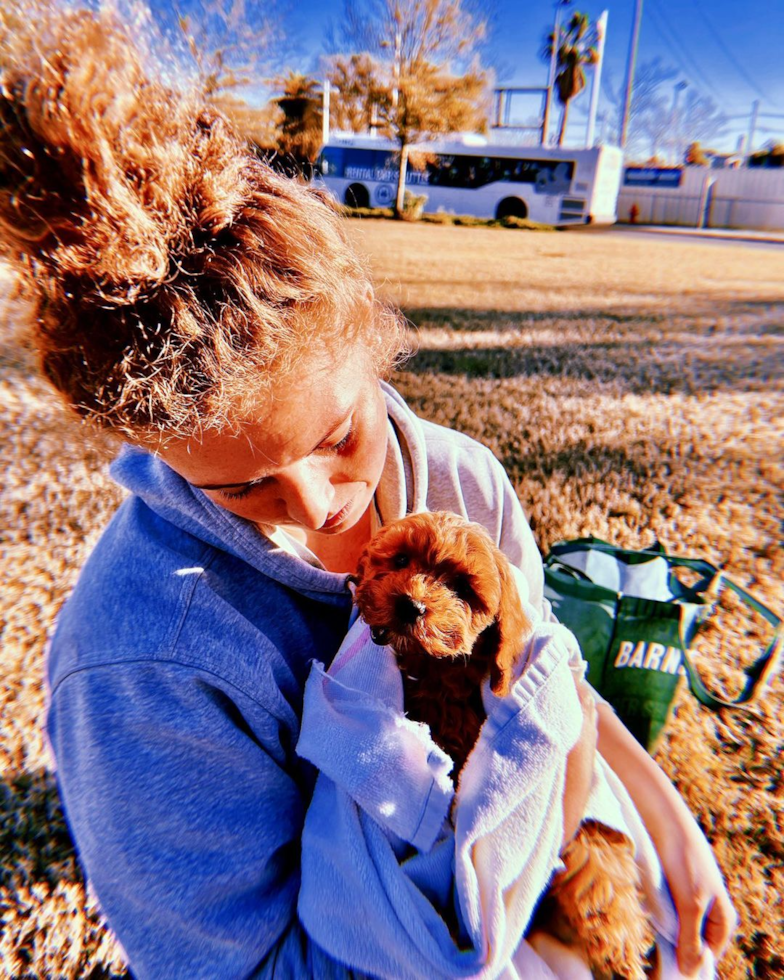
[0,8,247,306]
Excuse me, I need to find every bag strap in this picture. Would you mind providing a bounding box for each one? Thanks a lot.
[545,539,783,711]
[678,573,783,711]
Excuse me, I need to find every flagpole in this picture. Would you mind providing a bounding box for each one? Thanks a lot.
[620,0,644,149]
[586,10,608,147]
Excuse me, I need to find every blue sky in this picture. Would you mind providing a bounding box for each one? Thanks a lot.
[285,0,784,152]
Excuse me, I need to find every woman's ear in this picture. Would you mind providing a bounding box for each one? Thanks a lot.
[486,558,530,698]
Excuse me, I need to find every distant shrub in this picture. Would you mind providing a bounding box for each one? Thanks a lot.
[453,215,488,227]
[685,142,710,166]
[421,211,455,225]
[341,205,554,232]
[402,191,428,221]
[498,215,554,231]
[749,144,784,168]
[342,206,395,219]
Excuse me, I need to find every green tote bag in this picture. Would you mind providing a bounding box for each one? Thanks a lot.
[543,537,783,751]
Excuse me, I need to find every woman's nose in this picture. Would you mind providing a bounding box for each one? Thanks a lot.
[278,465,335,530]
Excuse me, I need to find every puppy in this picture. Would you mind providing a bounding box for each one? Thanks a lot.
[351,511,654,980]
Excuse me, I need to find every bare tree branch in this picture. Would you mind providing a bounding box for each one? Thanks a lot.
[176,0,286,98]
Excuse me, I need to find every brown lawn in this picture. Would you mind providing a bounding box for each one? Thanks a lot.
[1,221,782,977]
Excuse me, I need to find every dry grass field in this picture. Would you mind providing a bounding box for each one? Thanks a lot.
[1,221,782,978]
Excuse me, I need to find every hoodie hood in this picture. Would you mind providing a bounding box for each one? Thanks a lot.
[109,382,429,598]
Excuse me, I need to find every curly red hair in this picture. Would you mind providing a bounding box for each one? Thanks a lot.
[0,5,409,442]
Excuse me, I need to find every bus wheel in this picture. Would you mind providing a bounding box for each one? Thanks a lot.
[495,198,528,221]
[345,183,370,209]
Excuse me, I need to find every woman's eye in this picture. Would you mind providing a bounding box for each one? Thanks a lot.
[217,487,253,501]
[393,553,410,568]
[323,421,354,454]
[217,479,269,501]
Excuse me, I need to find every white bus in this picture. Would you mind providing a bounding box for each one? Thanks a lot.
[314,136,623,225]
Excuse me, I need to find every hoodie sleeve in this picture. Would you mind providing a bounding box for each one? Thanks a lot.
[47,660,356,980]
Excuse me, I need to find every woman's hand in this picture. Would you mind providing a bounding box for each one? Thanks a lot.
[653,809,737,975]
[561,679,598,844]
[594,704,737,975]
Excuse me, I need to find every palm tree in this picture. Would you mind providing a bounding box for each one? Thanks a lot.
[541,11,599,146]
[273,72,323,165]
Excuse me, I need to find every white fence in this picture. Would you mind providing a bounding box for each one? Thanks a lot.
[617,166,784,231]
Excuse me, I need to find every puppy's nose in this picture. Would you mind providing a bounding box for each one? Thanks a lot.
[395,595,426,625]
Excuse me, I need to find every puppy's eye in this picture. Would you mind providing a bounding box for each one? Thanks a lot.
[451,574,475,602]
[393,553,410,568]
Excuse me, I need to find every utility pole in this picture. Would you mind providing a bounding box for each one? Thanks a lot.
[586,9,608,147]
[542,1,569,147]
[495,90,505,128]
[747,99,760,159]
[670,80,688,164]
[620,0,644,150]
[322,79,330,144]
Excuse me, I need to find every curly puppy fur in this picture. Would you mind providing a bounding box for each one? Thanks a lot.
[352,510,529,768]
[352,511,654,980]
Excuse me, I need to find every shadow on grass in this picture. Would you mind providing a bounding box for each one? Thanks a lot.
[0,768,76,891]
[0,767,128,979]
[392,367,779,545]
[498,443,659,487]
[403,307,668,329]
[400,303,784,395]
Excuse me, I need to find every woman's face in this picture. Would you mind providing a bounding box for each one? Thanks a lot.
[159,348,388,537]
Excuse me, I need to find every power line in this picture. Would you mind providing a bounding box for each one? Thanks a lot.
[689,0,780,108]
[646,2,718,94]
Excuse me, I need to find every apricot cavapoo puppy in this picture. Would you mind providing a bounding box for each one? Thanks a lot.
[351,510,654,980]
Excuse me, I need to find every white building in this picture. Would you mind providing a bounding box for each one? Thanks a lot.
[617,165,784,231]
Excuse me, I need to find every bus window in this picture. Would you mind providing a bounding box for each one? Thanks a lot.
[428,155,473,188]
[495,158,575,192]
[495,158,516,182]
[532,161,574,195]
[405,150,431,187]
[375,150,400,182]
[473,157,497,188]
[511,160,540,183]
[317,146,344,177]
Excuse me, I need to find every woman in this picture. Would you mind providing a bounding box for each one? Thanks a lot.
[1,9,734,978]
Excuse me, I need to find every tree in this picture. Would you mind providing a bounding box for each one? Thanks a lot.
[604,57,679,158]
[177,0,285,98]
[676,90,727,159]
[210,94,281,148]
[749,142,784,168]
[604,59,727,161]
[327,53,392,134]
[685,142,709,166]
[272,72,323,165]
[328,0,490,216]
[540,9,599,147]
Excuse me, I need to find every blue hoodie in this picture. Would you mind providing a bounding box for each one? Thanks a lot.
[46,384,548,979]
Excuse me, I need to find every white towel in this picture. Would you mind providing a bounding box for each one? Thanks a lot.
[296,583,714,979]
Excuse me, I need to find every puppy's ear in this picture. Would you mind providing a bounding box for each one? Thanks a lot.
[486,558,530,698]
[350,551,370,589]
